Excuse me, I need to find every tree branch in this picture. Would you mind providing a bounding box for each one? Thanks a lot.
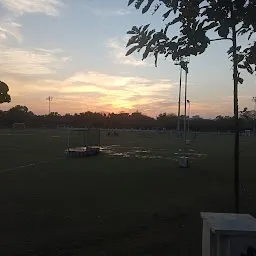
[210,38,232,42]
[199,5,208,9]
[236,25,244,34]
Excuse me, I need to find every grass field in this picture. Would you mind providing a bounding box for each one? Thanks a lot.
[0,129,255,256]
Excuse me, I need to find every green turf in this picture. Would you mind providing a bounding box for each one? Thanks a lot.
[0,129,255,255]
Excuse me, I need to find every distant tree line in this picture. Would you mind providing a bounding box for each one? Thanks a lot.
[0,105,255,132]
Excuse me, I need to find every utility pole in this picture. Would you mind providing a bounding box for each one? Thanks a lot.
[253,97,256,133]
[184,66,188,143]
[46,96,53,115]
[187,100,191,134]
[176,63,182,132]
[183,58,190,143]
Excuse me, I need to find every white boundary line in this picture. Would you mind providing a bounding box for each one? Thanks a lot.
[0,134,34,136]
[0,157,63,174]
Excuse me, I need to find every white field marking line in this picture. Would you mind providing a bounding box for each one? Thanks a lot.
[0,157,63,174]
[0,134,33,136]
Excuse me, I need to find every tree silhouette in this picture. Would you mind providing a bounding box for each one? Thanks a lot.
[6,105,34,125]
[125,0,256,213]
[241,246,256,256]
[0,81,11,104]
[0,104,255,131]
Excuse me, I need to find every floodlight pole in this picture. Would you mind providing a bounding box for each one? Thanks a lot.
[177,64,182,132]
[99,129,101,148]
[187,100,191,134]
[183,59,189,144]
[68,129,70,152]
[175,57,185,133]
[86,129,88,148]
[253,97,256,133]
[46,96,53,115]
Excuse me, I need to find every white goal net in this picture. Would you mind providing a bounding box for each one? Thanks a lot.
[12,123,26,130]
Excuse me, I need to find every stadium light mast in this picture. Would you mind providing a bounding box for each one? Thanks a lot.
[183,57,190,143]
[253,97,256,132]
[187,99,191,134]
[175,58,183,132]
[46,96,53,115]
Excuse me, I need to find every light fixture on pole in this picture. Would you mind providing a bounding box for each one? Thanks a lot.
[46,96,53,115]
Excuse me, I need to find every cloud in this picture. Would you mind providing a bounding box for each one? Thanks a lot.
[83,4,130,16]
[65,71,151,88]
[0,0,63,16]
[3,69,233,118]
[0,0,64,43]
[0,19,23,42]
[92,8,130,16]
[107,37,151,67]
[0,44,71,76]
[61,56,72,62]
[1,70,176,116]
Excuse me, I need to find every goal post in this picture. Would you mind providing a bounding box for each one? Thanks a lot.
[57,124,66,129]
[67,128,101,150]
[12,123,26,130]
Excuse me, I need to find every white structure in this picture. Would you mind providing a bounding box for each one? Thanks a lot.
[12,123,25,129]
[57,124,66,129]
[179,156,189,168]
[65,128,100,157]
[245,130,251,136]
[201,212,256,256]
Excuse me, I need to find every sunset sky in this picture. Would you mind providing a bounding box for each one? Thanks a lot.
[0,0,255,118]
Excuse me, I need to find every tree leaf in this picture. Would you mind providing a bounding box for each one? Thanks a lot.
[152,3,161,14]
[135,0,144,9]
[236,46,241,52]
[237,54,244,63]
[203,22,218,31]
[218,24,230,38]
[170,16,180,25]
[163,10,171,20]
[126,45,139,56]
[238,64,246,69]
[126,35,138,47]
[217,18,232,38]
[127,30,137,34]
[131,26,139,33]
[142,46,152,60]
[142,24,151,32]
[238,77,244,84]
[142,0,154,14]
[248,31,253,40]
[148,29,155,38]
[246,64,254,74]
[180,61,188,73]
[128,0,136,6]
[171,0,179,14]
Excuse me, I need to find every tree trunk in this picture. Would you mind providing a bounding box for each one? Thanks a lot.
[232,23,240,213]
